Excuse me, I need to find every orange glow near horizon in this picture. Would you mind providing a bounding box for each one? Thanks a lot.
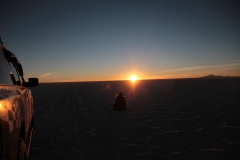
[130,75,137,82]
[31,69,240,83]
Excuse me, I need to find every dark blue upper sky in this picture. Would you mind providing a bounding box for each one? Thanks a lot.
[1,0,240,82]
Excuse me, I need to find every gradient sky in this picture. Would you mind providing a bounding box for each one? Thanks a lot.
[1,0,240,82]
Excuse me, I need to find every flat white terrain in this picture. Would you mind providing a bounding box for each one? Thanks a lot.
[29,80,240,159]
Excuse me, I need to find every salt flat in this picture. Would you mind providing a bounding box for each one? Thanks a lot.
[29,79,240,159]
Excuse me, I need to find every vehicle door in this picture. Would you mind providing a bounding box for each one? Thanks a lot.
[8,61,31,135]
[1,47,21,159]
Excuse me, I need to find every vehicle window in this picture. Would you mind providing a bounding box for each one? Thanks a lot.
[0,52,13,85]
[8,61,22,86]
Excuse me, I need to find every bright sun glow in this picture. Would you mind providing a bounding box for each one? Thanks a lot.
[130,75,137,82]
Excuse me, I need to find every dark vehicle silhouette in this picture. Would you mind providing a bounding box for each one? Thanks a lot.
[0,37,38,159]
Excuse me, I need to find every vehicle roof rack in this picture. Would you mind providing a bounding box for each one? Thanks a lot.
[0,36,9,50]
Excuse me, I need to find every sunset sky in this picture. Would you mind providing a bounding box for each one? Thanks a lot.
[1,0,240,82]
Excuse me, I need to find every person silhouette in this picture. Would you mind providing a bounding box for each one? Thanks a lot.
[113,91,127,110]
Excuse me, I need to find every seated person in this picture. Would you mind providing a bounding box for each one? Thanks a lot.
[113,91,127,110]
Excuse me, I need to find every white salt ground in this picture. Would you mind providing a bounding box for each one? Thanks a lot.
[29,80,240,159]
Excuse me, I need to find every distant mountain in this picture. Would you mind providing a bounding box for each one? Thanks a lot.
[199,74,240,79]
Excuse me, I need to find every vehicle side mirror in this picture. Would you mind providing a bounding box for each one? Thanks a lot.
[26,78,39,87]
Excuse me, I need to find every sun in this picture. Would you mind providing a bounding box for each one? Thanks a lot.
[130,75,137,82]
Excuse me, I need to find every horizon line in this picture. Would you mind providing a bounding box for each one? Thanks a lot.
[38,75,240,83]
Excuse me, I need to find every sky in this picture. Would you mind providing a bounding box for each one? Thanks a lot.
[1,0,240,82]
